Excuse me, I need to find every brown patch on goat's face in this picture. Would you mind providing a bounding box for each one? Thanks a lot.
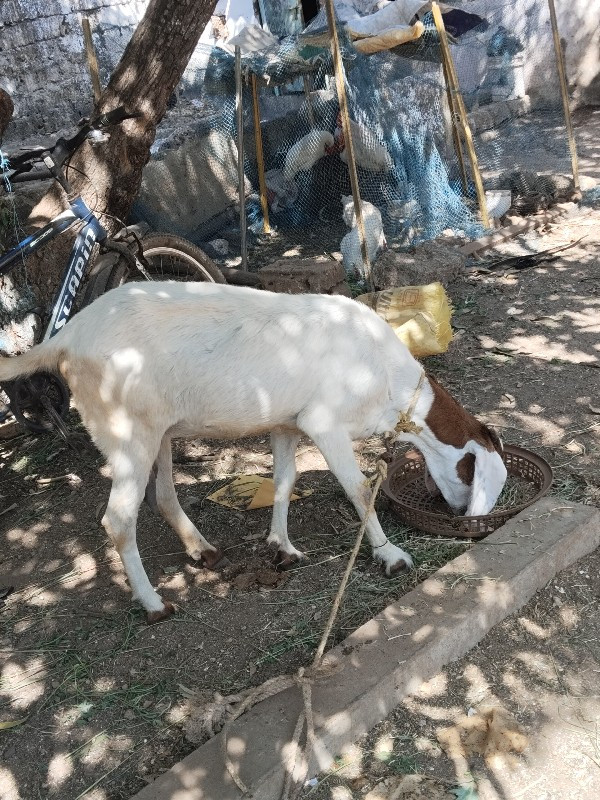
[457,453,476,485]
[425,376,502,455]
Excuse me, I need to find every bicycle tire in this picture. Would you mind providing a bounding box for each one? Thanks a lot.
[83,233,226,306]
[139,234,226,284]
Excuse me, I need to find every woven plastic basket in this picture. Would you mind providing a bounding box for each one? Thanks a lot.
[381,444,553,538]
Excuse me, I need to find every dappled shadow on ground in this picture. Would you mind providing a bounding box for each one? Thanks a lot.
[1,207,599,799]
[428,221,600,494]
[0,425,465,800]
[300,547,600,800]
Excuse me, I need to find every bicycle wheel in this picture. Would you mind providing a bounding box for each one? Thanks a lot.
[83,233,225,306]
[139,234,226,284]
[5,372,70,434]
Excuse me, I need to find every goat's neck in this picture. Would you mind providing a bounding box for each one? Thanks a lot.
[394,372,463,454]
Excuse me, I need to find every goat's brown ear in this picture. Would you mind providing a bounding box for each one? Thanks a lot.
[486,426,503,454]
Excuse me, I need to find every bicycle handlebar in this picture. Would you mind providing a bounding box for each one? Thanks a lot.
[4,107,141,182]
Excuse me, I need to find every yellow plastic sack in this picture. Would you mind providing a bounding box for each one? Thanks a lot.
[356,282,453,357]
[352,21,425,55]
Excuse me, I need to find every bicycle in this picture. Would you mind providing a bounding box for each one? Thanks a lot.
[0,106,225,435]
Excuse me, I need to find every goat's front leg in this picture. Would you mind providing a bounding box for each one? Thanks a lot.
[301,424,413,575]
[152,434,223,568]
[102,447,174,623]
[267,430,304,567]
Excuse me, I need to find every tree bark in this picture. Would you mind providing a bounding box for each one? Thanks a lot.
[0,88,14,140]
[1,0,217,352]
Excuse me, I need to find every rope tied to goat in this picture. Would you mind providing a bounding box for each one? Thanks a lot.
[182,457,388,798]
[182,373,425,798]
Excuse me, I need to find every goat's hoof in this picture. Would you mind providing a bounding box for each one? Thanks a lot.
[387,558,412,576]
[200,548,228,571]
[275,550,304,571]
[146,600,175,625]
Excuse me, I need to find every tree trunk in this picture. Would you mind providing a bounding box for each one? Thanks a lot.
[0,88,13,139]
[1,0,217,353]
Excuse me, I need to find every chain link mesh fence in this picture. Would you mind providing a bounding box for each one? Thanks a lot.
[92,3,577,279]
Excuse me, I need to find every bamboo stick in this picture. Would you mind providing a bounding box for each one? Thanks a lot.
[235,46,248,270]
[547,0,580,192]
[431,2,490,228]
[323,0,373,290]
[441,58,468,195]
[250,75,271,234]
[82,17,102,103]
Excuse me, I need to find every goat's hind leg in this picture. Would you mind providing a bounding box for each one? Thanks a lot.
[154,434,224,568]
[101,433,174,623]
[267,430,304,568]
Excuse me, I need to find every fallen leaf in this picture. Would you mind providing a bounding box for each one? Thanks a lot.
[588,404,600,415]
[365,774,447,800]
[438,706,528,765]
[162,566,180,575]
[207,475,311,510]
[0,503,17,517]
[0,719,26,730]
[450,787,479,800]
[242,532,264,542]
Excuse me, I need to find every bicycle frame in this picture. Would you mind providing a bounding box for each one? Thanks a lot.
[0,196,107,340]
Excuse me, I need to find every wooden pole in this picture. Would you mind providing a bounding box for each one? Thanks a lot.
[431,3,490,228]
[441,58,468,195]
[82,17,102,103]
[547,0,580,192]
[250,74,271,235]
[323,0,373,290]
[235,46,248,270]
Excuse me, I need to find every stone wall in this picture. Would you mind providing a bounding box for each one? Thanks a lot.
[453,0,600,109]
[0,1,148,140]
[1,1,598,143]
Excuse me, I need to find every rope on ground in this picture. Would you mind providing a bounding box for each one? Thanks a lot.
[281,456,388,800]
[182,457,388,798]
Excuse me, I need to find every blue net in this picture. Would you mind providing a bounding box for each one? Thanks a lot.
[126,2,576,279]
[138,10,483,279]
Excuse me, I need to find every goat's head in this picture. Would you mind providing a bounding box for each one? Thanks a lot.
[412,376,507,516]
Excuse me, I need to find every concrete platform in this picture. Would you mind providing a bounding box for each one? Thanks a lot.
[131,498,600,800]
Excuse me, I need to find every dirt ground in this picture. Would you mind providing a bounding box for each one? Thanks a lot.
[300,546,600,800]
[1,116,600,798]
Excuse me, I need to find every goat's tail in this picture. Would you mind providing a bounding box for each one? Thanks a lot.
[0,340,61,382]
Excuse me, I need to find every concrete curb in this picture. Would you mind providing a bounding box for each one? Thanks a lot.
[131,498,600,800]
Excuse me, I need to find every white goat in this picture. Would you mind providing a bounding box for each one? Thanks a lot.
[0,283,506,622]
